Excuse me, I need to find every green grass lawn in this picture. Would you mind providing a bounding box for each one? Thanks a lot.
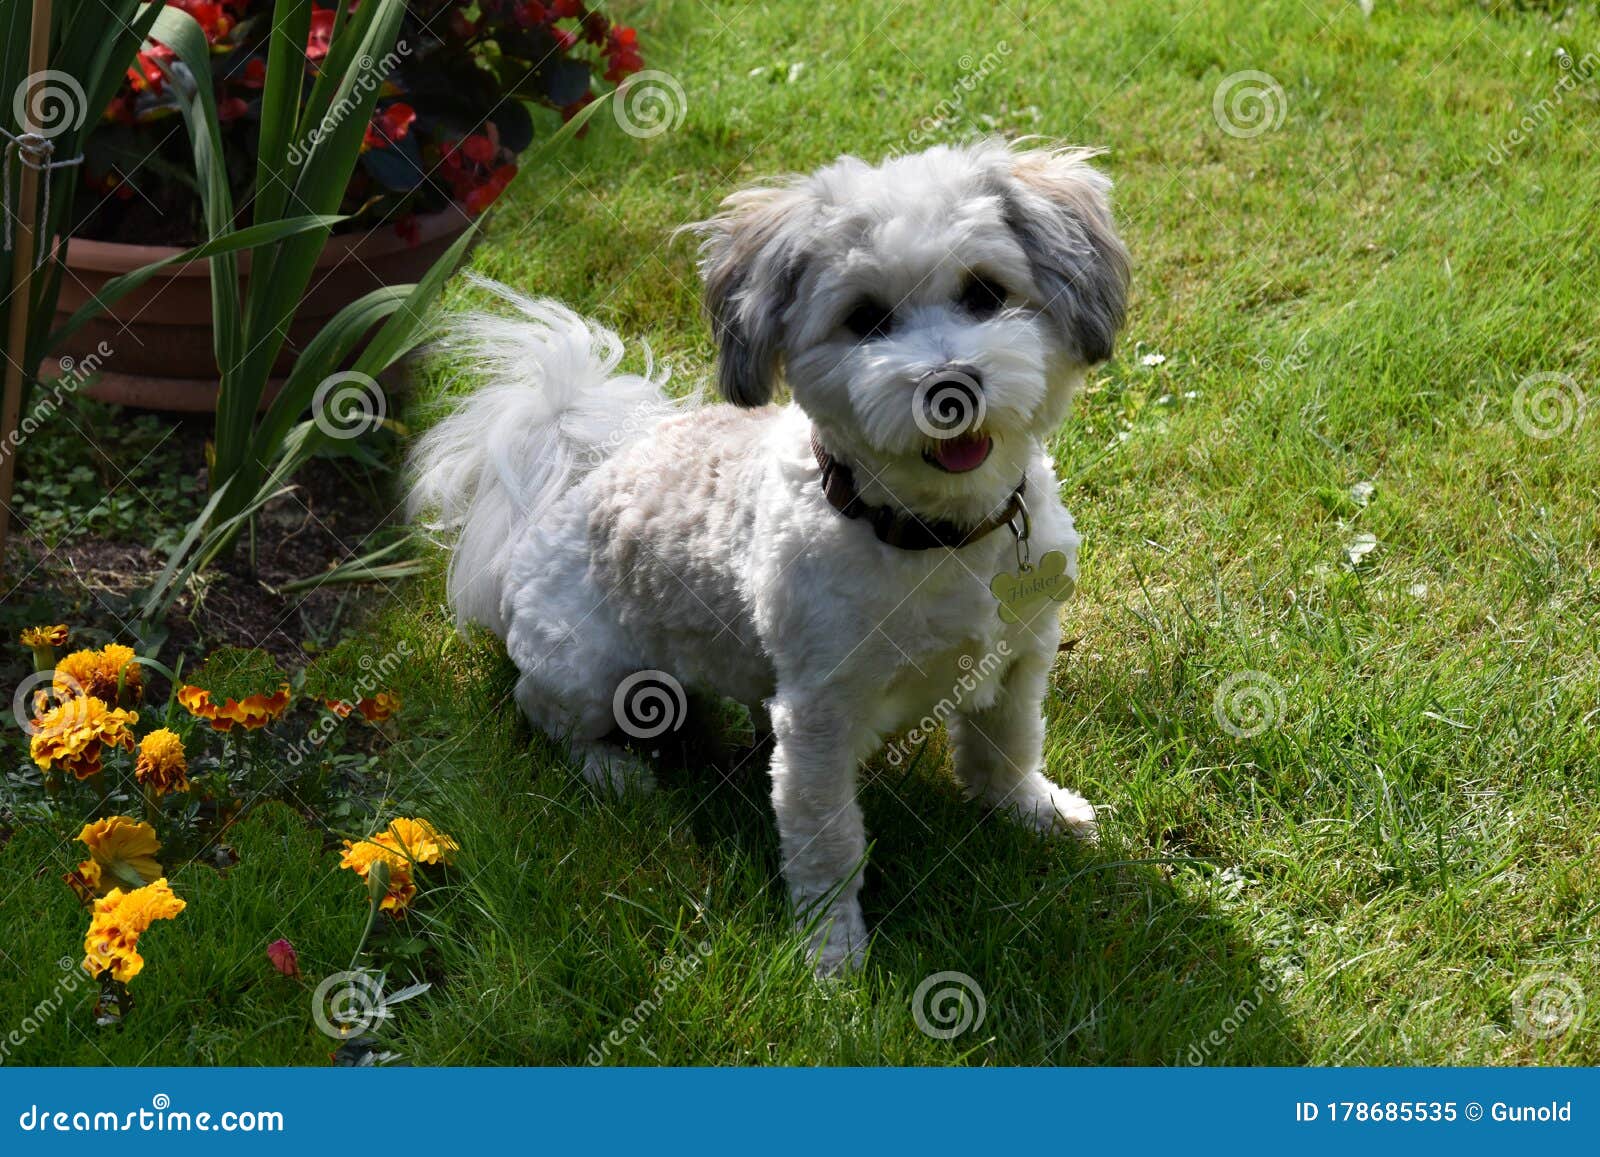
[5,0,1599,1065]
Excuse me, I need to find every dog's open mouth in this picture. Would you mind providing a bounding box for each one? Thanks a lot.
[924,432,993,474]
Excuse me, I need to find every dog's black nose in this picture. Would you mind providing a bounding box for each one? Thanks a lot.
[914,365,985,440]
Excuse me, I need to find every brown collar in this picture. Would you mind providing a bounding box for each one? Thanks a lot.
[811,430,1026,551]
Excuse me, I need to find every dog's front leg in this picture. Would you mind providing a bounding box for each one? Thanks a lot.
[767,692,869,975]
[949,650,1098,840]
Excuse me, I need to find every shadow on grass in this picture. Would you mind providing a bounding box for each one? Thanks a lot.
[634,697,1309,1065]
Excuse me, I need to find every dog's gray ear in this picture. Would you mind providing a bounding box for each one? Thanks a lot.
[689,185,812,406]
[1000,148,1131,365]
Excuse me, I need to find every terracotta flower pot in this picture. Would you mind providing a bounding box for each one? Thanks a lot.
[53,207,474,413]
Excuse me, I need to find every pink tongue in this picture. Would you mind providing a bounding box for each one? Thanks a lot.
[932,434,993,473]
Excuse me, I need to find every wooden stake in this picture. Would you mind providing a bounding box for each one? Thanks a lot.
[0,0,57,578]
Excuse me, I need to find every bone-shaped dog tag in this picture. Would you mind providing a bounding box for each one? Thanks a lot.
[990,549,1076,624]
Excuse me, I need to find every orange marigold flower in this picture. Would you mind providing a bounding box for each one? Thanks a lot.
[134,728,189,796]
[339,817,456,914]
[356,691,402,723]
[82,878,186,983]
[78,816,162,892]
[178,684,292,732]
[19,624,68,648]
[55,644,143,704]
[326,692,402,723]
[30,697,138,780]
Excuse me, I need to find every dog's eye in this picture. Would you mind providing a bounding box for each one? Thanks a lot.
[843,299,895,340]
[958,275,1009,319]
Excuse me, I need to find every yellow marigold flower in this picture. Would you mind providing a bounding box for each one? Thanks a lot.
[134,728,189,796]
[82,878,186,983]
[54,644,143,704]
[78,816,162,892]
[30,697,138,780]
[339,817,455,914]
[20,624,68,648]
[381,817,457,865]
[339,840,417,912]
[178,684,292,732]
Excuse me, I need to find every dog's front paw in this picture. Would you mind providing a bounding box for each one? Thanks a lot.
[801,901,869,978]
[992,775,1099,842]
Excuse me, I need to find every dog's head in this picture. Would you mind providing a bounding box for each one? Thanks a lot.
[692,139,1129,515]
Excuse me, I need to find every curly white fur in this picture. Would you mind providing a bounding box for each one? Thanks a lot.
[409,140,1129,974]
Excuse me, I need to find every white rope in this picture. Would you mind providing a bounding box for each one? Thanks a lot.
[1,126,83,268]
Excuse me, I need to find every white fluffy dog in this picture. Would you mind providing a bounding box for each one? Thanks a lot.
[409,139,1130,973]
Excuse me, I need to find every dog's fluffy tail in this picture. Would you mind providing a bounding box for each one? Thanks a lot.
[407,274,677,635]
